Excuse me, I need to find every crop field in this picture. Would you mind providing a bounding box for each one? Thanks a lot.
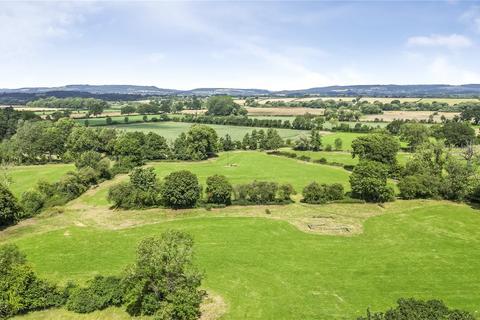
[7,163,75,197]
[107,121,310,141]
[4,198,480,320]
[361,110,459,122]
[79,151,351,206]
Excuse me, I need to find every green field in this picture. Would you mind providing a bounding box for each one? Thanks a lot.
[107,121,309,141]
[280,148,412,165]
[80,151,351,206]
[4,200,480,320]
[8,164,75,197]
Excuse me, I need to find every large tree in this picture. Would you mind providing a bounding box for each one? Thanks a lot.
[351,133,400,167]
[161,171,201,208]
[205,96,246,116]
[349,160,395,203]
[122,230,204,320]
[0,184,22,226]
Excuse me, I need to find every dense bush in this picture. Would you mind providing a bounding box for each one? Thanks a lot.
[235,181,278,204]
[350,160,395,203]
[162,171,202,209]
[301,182,344,204]
[357,298,476,320]
[205,95,246,116]
[398,174,441,199]
[0,244,65,319]
[19,190,45,217]
[0,184,22,226]
[122,230,204,319]
[205,175,233,205]
[351,133,400,167]
[66,276,123,313]
[108,168,161,209]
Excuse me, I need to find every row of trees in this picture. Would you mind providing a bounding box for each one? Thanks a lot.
[26,97,108,116]
[1,230,204,320]
[0,107,39,140]
[108,169,296,209]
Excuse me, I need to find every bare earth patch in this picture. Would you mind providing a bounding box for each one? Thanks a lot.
[200,292,228,320]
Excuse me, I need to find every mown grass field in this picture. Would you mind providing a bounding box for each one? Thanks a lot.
[80,151,351,206]
[8,163,75,197]
[5,200,480,320]
[106,121,310,141]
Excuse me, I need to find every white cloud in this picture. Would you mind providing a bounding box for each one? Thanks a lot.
[428,56,480,84]
[461,6,480,33]
[407,34,472,49]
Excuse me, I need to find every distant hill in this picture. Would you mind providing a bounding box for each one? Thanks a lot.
[1,84,480,99]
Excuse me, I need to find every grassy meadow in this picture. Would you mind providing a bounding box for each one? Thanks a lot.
[8,163,75,197]
[5,200,480,320]
[80,151,351,206]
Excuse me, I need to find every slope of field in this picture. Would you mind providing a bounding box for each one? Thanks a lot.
[8,164,75,197]
[6,200,480,319]
[79,151,351,206]
[107,121,309,140]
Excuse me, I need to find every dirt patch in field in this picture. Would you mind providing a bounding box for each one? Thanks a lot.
[200,292,228,320]
[361,111,459,122]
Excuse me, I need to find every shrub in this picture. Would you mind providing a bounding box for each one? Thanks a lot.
[302,182,344,204]
[111,156,139,175]
[20,190,45,217]
[235,181,278,204]
[277,183,296,201]
[0,184,22,226]
[122,230,204,319]
[0,244,64,319]
[162,171,201,209]
[108,169,161,209]
[398,174,441,199]
[298,155,311,162]
[325,144,332,151]
[66,276,123,313]
[357,298,475,320]
[205,175,233,205]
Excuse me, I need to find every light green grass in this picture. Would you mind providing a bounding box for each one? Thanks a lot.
[8,164,75,197]
[107,121,309,141]
[7,201,480,319]
[81,151,351,206]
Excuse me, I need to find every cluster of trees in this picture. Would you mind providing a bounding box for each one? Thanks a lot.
[241,129,283,150]
[0,107,39,140]
[387,119,476,150]
[1,230,204,320]
[205,96,247,116]
[357,298,475,320]
[292,129,343,151]
[398,141,478,202]
[26,97,108,116]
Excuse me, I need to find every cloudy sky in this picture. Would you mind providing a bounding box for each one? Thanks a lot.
[1,1,480,90]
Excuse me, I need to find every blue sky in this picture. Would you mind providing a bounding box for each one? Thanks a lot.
[1,1,480,90]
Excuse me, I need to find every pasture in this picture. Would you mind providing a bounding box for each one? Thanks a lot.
[7,163,75,197]
[5,200,480,319]
[106,121,310,141]
[79,151,351,206]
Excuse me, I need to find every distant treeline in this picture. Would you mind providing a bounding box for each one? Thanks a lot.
[0,91,156,104]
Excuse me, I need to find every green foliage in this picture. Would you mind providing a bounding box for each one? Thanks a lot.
[0,184,22,226]
[301,182,344,204]
[206,175,233,205]
[349,160,395,203]
[357,298,476,320]
[334,138,343,150]
[162,171,201,209]
[108,168,161,209]
[20,190,45,217]
[122,230,204,319]
[0,244,64,319]
[66,276,123,313]
[398,174,441,200]
[205,96,246,116]
[433,121,476,147]
[219,134,236,151]
[277,183,296,201]
[185,125,219,160]
[399,122,430,151]
[235,181,279,204]
[351,133,400,167]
